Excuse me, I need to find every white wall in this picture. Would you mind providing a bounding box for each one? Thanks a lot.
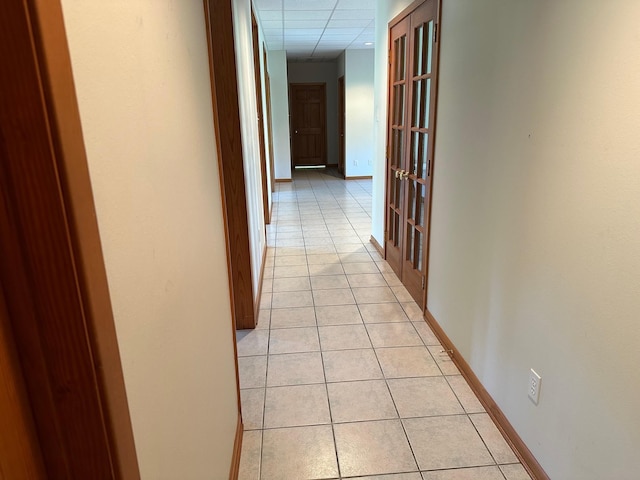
[256,21,273,207]
[60,1,239,478]
[232,0,267,297]
[268,51,293,180]
[288,61,339,165]
[344,49,375,178]
[372,0,414,244]
[428,1,640,479]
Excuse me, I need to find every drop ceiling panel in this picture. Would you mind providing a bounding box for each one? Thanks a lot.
[284,0,337,10]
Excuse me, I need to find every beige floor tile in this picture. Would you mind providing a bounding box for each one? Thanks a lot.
[412,321,440,345]
[272,276,311,293]
[306,253,341,265]
[342,262,381,274]
[382,271,403,286]
[421,466,504,480]
[240,388,265,430]
[310,274,350,290]
[319,324,372,351]
[334,420,418,477]
[359,303,410,323]
[376,346,441,378]
[269,327,320,354]
[256,309,271,329]
[355,474,422,480]
[428,345,461,375]
[238,355,267,389]
[275,238,305,247]
[339,252,374,263]
[469,413,519,464]
[327,380,398,423]
[274,255,307,267]
[266,352,325,387]
[273,265,309,278]
[499,464,533,480]
[271,290,314,309]
[305,236,334,246]
[262,278,273,292]
[401,301,424,321]
[313,288,356,306]
[315,304,363,326]
[347,273,387,288]
[323,349,384,382]
[270,306,316,329]
[238,430,261,480]
[236,329,269,357]
[391,285,414,303]
[259,293,272,309]
[403,415,494,471]
[263,384,331,428]
[261,425,338,480]
[366,323,423,348]
[353,286,397,304]
[446,375,485,413]
[375,261,395,273]
[309,263,345,276]
[263,266,274,279]
[387,377,464,418]
[274,246,306,256]
[305,245,337,255]
[335,243,368,254]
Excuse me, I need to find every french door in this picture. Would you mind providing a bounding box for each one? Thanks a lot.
[385,0,439,305]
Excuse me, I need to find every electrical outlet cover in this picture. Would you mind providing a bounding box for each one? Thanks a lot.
[528,369,541,405]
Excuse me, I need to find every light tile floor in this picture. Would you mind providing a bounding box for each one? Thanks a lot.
[237,169,532,480]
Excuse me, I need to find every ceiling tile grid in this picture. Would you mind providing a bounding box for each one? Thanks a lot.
[253,0,375,61]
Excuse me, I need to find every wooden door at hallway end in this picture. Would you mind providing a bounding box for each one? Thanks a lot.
[385,0,440,306]
[290,83,327,167]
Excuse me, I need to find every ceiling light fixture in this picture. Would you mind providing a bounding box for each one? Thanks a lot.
[364,42,373,46]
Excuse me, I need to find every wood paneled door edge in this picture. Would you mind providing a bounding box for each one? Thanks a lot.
[228,414,244,480]
[203,0,256,330]
[1,0,139,477]
[423,309,550,480]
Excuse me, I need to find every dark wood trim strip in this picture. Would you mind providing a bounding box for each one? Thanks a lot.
[1,1,138,476]
[345,175,373,180]
[423,309,550,480]
[275,178,293,183]
[228,414,243,480]
[390,0,430,26]
[254,243,268,328]
[203,0,255,330]
[369,236,384,257]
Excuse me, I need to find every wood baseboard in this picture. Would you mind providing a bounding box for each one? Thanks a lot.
[275,178,292,183]
[369,236,384,256]
[228,414,243,480]
[252,243,268,329]
[345,175,373,180]
[423,309,549,480]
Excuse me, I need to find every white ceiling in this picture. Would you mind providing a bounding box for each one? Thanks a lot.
[253,0,375,61]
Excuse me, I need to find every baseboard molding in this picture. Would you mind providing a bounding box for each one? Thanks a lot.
[369,235,384,256]
[423,309,549,480]
[345,175,373,180]
[275,178,292,183]
[228,413,243,480]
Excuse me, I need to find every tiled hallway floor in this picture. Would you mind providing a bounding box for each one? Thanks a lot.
[237,169,532,480]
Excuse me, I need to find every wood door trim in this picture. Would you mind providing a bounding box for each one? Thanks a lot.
[338,75,345,176]
[1,0,140,476]
[264,47,276,193]
[203,0,256,330]
[228,415,244,480]
[423,309,550,480]
[252,10,270,225]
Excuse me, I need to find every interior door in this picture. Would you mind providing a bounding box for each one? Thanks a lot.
[338,76,345,175]
[385,0,439,305]
[290,83,327,167]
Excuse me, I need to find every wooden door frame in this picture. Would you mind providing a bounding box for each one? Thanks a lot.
[289,82,328,168]
[252,10,271,225]
[384,0,442,308]
[338,75,346,177]
[264,47,276,194]
[0,0,139,476]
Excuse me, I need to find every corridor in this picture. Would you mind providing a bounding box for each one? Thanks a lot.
[236,169,531,480]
